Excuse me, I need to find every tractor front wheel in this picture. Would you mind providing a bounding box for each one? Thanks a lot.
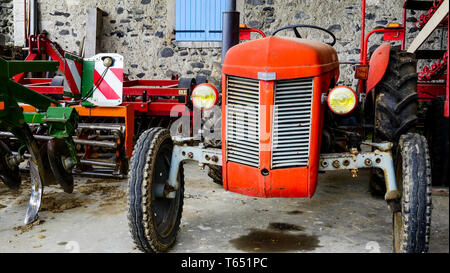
[127,127,184,253]
[392,133,432,253]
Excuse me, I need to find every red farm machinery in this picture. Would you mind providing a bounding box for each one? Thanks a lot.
[2,32,203,180]
[0,32,212,224]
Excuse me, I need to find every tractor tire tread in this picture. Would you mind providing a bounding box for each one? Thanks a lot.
[374,46,418,142]
[397,133,432,253]
[127,127,158,252]
[127,127,184,253]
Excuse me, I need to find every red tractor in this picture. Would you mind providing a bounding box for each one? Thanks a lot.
[127,1,433,253]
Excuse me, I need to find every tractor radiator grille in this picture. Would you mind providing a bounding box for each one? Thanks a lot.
[226,76,260,168]
[271,78,314,168]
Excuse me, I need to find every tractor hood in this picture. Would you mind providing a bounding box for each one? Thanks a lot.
[222,36,339,80]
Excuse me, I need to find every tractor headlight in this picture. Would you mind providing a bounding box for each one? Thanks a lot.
[191,83,219,110]
[327,86,357,115]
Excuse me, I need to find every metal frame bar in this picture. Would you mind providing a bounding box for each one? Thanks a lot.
[71,105,134,158]
[319,150,399,201]
[123,79,179,87]
[166,144,222,198]
[417,82,447,100]
[362,28,406,65]
[239,27,266,40]
[164,141,399,201]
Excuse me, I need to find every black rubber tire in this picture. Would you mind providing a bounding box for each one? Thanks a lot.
[370,46,418,195]
[374,47,418,141]
[178,77,196,105]
[207,165,222,186]
[424,96,449,187]
[47,139,74,193]
[0,140,21,190]
[392,133,432,253]
[127,127,184,253]
[196,74,208,84]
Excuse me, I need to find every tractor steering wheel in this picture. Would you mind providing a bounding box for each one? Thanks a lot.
[272,24,336,46]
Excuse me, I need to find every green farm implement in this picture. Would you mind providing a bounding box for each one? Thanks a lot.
[0,57,78,224]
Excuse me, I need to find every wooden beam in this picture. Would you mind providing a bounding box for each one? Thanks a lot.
[84,8,104,58]
[407,0,449,53]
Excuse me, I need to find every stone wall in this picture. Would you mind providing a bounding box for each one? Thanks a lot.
[11,0,448,86]
[0,0,14,45]
[242,0,447,84]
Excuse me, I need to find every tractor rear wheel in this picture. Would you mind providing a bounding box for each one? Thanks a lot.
[0,140,21,190]
[127,127,184,252]
[392,133,432,253]
[370,46,418,195]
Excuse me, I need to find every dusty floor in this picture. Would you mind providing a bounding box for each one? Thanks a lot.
[0,162,448,253]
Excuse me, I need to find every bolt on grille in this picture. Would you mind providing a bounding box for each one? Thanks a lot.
[226,76,260,168]
[271,78,314,168]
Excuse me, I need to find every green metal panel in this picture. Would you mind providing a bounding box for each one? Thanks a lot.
[23,112,45,124]
[81,60,95,98]
[0,58,59,78]
[1,57,60,110]
[7,80,60,109]
[43,107,78,138]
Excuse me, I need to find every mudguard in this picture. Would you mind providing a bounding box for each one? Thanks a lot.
[366,43,391,95]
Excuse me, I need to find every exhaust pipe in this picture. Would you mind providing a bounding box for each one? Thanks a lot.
[222,0,240,64]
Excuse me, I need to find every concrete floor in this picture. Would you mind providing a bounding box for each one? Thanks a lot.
[0,162,448,253]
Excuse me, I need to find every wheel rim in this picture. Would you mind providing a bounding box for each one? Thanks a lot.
[151,139,180,239]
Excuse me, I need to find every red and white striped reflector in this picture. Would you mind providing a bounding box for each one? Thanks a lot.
[86,53,124,106]
[63,53,83,95]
